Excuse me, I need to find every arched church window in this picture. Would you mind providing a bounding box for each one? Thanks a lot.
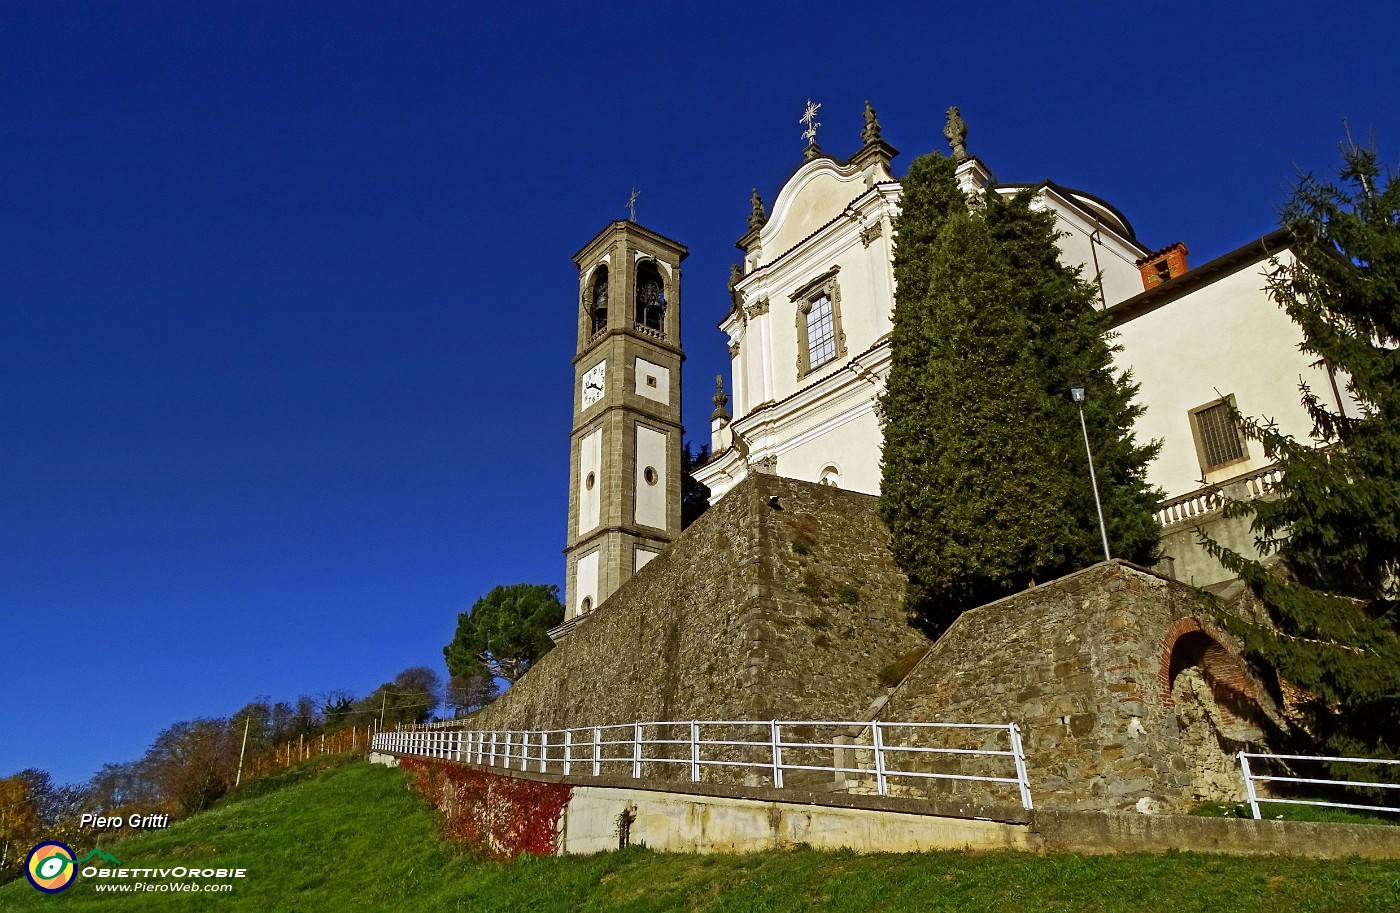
[589,265,609,334]
[635,260,666,333]
[819,466,842,487]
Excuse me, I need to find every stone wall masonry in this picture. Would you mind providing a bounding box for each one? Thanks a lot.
[876,561,1281,812]
[468,474,929,785]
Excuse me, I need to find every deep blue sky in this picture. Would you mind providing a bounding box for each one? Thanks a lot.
[3,2,1397,786]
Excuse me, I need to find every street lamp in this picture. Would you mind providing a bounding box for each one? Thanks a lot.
[1070,383,1112,562]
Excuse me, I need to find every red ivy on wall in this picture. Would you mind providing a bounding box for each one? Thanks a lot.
[399,757,572,858]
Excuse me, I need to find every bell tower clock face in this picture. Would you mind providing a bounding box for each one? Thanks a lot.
[581,360,606,409]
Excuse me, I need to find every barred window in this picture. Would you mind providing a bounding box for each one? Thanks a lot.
[806,295,837,369]
[1193,400,1246,469]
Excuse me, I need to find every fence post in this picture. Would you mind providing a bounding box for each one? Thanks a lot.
[593,726,602,777]
[690,721,700,783]
[1008,723,1033,810]
[872,722,888,797]
[1239,752,1262,820]
[504,732,512,769]
[771,720,784,789]
[633,723,643,779]
[540,732,548,773]
[564,730,573,776]
[520,732,528,771]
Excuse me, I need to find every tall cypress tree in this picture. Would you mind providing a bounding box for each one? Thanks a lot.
[984,190,1162,569]
[880,151,1161,630]
[1203,141,1400,760]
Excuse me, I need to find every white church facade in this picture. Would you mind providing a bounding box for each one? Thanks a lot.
[690,105,1348,588]
[560,104,1349,631]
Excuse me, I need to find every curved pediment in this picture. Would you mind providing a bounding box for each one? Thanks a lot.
[760,157,873,260]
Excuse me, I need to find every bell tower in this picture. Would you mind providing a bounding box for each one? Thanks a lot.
[563,220,687,627]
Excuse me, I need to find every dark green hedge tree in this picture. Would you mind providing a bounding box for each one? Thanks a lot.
[880,151,1160,630]
[444,583,564,684]
[1203,140,1400,760]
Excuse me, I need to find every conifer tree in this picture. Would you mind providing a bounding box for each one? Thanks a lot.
[984,191,1162,570]
[880,151,1160,629]
[1203,140,1400,760]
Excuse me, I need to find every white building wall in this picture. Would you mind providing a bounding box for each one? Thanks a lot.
[634,425,668,529]
[573,549,600,617]
[1112,251,1336,498]
[577,427,602,535]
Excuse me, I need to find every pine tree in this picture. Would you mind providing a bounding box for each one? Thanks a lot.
[1203,140,1400,759]
[880,151,1161,630]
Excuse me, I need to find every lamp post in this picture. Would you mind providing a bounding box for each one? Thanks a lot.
[1070,384,1112,562]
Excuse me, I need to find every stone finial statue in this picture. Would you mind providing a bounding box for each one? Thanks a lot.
[748,188,768,230]
[729,263,744,290]
[861,100,882,144]
[945,105,968,162]
[711,374,731,421]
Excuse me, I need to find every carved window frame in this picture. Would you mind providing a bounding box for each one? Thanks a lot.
[792,267,846,377]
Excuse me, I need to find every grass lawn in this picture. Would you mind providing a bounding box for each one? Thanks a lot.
[2,759,1398,912]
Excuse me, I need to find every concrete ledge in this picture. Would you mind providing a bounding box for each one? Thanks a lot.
[1031,809,1400,860]
[380,753,1400,859]
[563,784,1028,855]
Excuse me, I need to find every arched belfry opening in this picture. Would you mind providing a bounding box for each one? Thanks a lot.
[588,265,609,334]
[635,260,665,333]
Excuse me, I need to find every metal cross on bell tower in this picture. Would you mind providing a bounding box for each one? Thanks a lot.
[626,186,640,222]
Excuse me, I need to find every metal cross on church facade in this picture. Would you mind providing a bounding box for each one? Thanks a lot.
[627,186,639,222]
[800,99,821,145]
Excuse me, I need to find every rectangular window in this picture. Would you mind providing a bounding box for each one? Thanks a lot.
[1192,399,1247,470]
[806,294,837,369]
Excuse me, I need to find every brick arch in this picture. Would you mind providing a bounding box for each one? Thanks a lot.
[1158,618,1259,716]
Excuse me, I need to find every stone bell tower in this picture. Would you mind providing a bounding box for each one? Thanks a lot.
[562,221,686,628]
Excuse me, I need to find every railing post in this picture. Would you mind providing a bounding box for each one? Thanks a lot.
[593,726,601,777]
[520,732,528,771]
[633,723,643,779]
[690,721,700,783]
[504,732,512,769]
[564,730,573,776]
[872,722,888,797]
[540,732,548,773]
[771,720,784,789]
[1008,723,1033,810]
[1239,752,1262,820]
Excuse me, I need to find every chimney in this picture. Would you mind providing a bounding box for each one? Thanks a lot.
[1136,241,1189,290]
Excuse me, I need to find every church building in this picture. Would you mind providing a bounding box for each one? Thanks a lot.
[693,103,1349,589]
[560,102,1350,629]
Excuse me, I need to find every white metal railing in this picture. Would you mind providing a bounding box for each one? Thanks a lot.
[1238,751,1400,819]
[374,719,1033,809]
[1154,464,1283,528]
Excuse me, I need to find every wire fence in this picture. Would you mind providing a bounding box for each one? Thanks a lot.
[374,719,1033,809]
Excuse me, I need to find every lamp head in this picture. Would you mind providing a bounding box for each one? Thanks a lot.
[1070,384,1086,404]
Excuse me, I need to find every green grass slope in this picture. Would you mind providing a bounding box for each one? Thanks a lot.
[2,760,1398,912]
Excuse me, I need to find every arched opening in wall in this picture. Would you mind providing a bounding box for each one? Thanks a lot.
[818,465,841,488]
[1161,623,1268,802]
[588,265,609,334]
[579,597,593,615]
[635,260,665,333]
